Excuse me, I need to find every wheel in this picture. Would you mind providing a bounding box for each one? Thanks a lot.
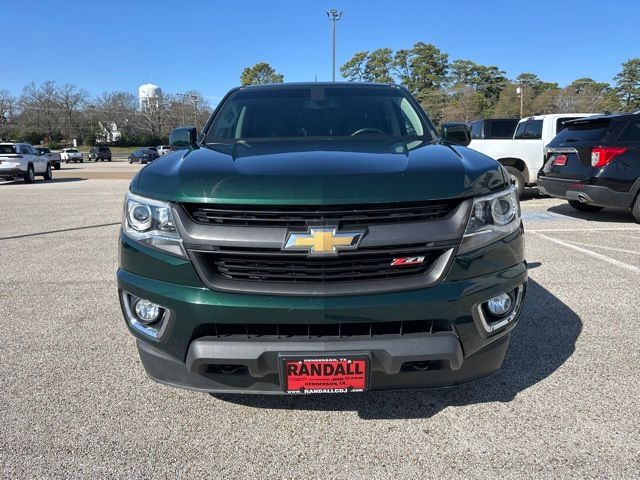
[65,159,69,163]
[24,165,35,184]
[568,200,604,212]
[43,163,52,180]
[504,166,525,198]
[128,158,133,164]
[80,158,84,163]
[107,157,112,162]
[631,194,640,223]
[54,162,61,170]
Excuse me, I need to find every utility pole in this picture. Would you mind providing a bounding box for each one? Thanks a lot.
[516,85,524,117]
[177,94,186,125]
[327,9,343,81]
[88,104,95,133]
[191,95,199,127]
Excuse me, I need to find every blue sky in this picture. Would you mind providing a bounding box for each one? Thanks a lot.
[3,0,638,106]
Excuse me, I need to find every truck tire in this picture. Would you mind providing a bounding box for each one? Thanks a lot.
[568,200,604,212]
[631,195,640,223]
[54,162,61,170]
[505,166,525,198]
[43,163,52,180]
[108,157,112,162]
[24,165,35,184]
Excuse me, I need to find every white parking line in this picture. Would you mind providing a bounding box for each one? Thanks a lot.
[567,241,640,256]
[532,232,640,274]
[528,227,640,233]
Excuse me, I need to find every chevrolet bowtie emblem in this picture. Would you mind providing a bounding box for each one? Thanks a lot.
[283,227,365,255]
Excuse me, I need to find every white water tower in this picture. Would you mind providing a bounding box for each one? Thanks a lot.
[138,83,162,110]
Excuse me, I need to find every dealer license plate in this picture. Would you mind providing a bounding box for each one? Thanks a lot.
[281,356,368,394]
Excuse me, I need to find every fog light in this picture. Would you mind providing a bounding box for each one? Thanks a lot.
[486,293,512,316]
[134,299,161,324]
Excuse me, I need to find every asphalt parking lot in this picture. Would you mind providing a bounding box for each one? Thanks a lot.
[1,165,639,479]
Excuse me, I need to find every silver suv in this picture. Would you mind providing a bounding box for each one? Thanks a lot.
[0,143,52,183]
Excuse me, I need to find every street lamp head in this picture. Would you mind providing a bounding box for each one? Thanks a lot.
[327,9,343,20]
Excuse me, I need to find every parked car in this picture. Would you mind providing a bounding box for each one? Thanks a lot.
[89,146,112,162]
[468,118,519,140]
[157,145,172,156]
[0,143,52,183]
[117,82,527,395]
[128,148,159,164]
[35,147,62,170]
[61,148,83,163]
[468,113,600,196]
[538,113,640,221]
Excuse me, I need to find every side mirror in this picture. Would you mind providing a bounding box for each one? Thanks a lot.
[441,122,471,147]
[169,126,197,150]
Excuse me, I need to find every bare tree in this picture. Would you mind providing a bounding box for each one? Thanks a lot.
[56,83,89,139]
[19,81,60,138]
[0,89,17,125]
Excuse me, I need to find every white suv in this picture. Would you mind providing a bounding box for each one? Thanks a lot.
[0,143,52,183]
[156,145,172,156]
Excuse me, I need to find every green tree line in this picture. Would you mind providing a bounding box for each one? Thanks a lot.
[338,43,639,124]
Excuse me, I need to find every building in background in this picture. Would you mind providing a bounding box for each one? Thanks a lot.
[96,121,122,143]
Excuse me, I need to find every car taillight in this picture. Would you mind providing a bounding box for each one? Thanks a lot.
[591,147,627,167]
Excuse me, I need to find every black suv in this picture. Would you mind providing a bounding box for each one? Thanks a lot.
[89,146,112,162]
[538,113,640,221]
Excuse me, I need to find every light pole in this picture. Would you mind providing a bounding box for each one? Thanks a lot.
[327,9,343,82]
[516,85,524,117]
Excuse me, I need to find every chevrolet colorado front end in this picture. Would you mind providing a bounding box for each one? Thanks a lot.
[117,83,527,394]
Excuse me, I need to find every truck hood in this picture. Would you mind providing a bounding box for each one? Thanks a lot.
[132,139,508,204]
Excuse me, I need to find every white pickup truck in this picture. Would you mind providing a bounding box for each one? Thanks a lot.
[60,148,84,163]
[35,147,62,170]
[468,113,599,196]
[0,142,52,183]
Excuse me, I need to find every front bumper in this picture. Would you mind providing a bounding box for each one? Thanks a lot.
[117,228,527,394]
[538,177,636,209]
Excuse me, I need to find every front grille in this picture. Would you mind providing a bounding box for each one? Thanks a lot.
[184,200,460,228]
[193,245,444,284]
[193,319,452,341]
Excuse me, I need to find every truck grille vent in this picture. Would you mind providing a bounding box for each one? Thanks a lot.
[193,319,452,341]
[192,245,444,284]
[184,200,460,228]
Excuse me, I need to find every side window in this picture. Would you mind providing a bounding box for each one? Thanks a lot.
[514,120,543,139]
[487,120,517,139]
[22,145,33,154]
[470,121,483,139]
[618,121,640,142]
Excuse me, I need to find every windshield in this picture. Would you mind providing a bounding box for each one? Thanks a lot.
[205,86,434,142]
[67,149,79,153]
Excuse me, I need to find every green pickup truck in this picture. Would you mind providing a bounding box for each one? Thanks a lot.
[117,83,527,394]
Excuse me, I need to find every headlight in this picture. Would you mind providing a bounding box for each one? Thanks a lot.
[458,185,520,254]
[122,191,186,258]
